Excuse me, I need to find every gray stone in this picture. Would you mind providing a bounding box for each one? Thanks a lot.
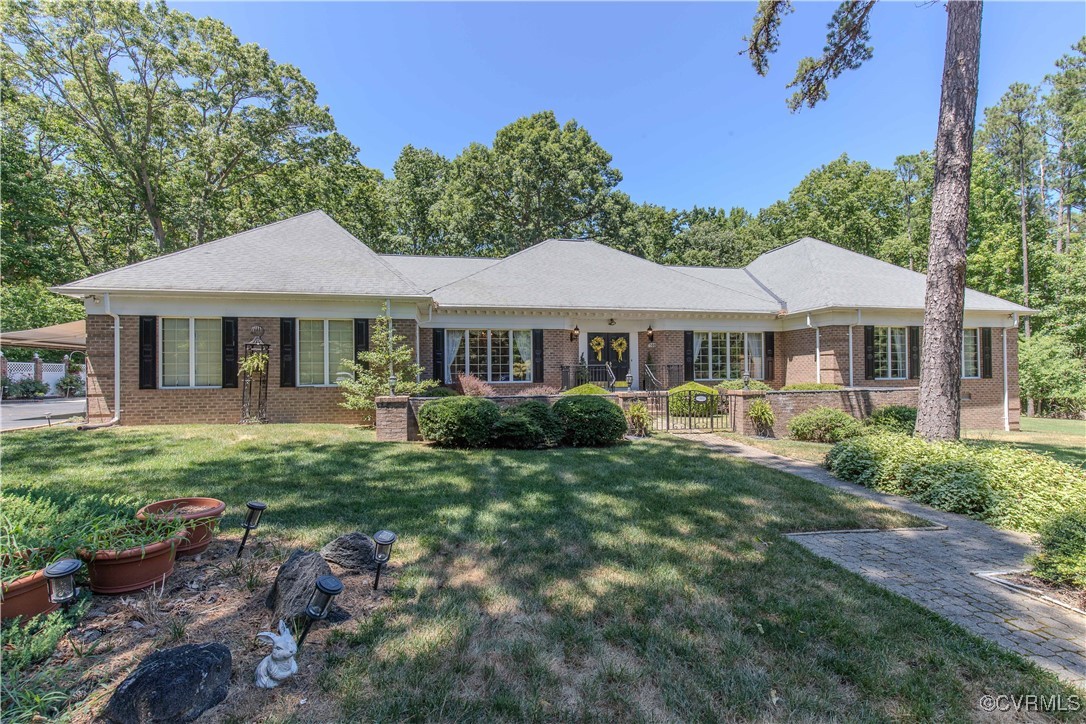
[102,643,231,723]
[320,532,377,571]
[266,549,350,624]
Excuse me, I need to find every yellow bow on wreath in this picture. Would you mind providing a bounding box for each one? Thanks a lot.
[611,337,628,362]
[590,336,605,362]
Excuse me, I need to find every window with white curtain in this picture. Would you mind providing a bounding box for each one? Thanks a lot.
[298,319,354,386]
[874,326,908,379]
[693,332,765,380]
[161,318,221,388]
[962,328,980,378]
[445,330,533,383]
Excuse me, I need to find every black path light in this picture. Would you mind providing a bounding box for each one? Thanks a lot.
[43,558,83,606]
[372,530,397,590]
[389,373,398,395]
[236,501,268,558]
[296,574,343,649]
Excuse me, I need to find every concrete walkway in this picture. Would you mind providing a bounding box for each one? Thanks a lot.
[699,434,1086,688]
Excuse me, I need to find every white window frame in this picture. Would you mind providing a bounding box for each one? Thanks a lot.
[961,327,981,379]
[693,331,765,381]
[297,319,354,387]
[445,329,533,384]
[874,326,908,380]
[159,316,222,389]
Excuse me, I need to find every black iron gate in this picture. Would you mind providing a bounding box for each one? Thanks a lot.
[643,389,728,432]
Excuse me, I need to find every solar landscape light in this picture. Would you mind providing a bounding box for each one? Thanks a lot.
[236,501,268,558]
[372,530,397,590]
[296,574,343,649]
[43,558,83,606]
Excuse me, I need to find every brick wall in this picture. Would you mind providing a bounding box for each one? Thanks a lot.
[725,387,920,437]
[86,315,116,423]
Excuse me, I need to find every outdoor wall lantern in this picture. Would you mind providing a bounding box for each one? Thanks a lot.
[646,326,654,342]
[236,500,268,558]
[372,530,398,590]
[389,373,398,395]
[296,574,343,649]
[570,325,580,342]
[43,558,83,606]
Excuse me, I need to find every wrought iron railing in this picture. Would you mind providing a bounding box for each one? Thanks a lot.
[643,363,683,391]
[560,363,617,391]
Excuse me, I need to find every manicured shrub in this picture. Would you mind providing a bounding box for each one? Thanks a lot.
[780,383,842,391]
[787,406,863,443]
[457,374,497,397]
[1029,510,1086,588]
[867,405,917,435]
[498,400,563,448]
[514,385,561,397]
[417,396,500,448]
[552,396,627,447]
[716,379,772,391]
[561,383,610,396]
[747,399,775,436]
[825,432,1086,532]
[668,382,719,416]
[422,387,459,398]
[626,401,653,437]
[7,379,49,399]
[54,374,85,397]
[492,413,547,450]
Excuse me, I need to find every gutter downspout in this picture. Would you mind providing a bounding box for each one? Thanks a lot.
[78,292,121,430]
[1004,316,1016,431]
[848,310,858,388]
[807,314,820,384]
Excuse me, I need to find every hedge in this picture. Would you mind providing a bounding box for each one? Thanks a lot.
[493,401,563,449]
[561,383,610,396]
[715,379,772,391]
[668,382,719,417]
[824,432,1086,532]
[1029,510,1086,588]
[787,406,863,443]
[416,396,500,448]
[552,396,628,447]
[866,405,917,435]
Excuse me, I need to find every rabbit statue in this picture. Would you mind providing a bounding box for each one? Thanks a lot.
[255,619,298,689]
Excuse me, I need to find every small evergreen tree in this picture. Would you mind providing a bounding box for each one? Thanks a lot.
[339,306,437,411]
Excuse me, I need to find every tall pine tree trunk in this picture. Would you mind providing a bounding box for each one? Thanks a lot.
[916,0,983,441]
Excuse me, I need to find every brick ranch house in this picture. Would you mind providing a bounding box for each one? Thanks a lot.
[53,210,1030,430]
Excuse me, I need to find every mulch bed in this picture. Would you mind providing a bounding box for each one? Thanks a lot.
[994,572,1085,613]
[20,534,392,722]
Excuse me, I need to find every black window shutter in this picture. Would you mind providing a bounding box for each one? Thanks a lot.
[532,329,544,383]
[863,326,875,380]
[908,326,920,380]
[683,331,694,381]
[280,318,296,387]
[221,317,239,389]
[354,319,370,364]
[981,328,993,378]
[432,328,445,383]
[764,332,775,381]
[138,316,157,389]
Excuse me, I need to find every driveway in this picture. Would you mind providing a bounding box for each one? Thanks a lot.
[0,398,86,431]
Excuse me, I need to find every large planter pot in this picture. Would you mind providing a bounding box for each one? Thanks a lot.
[136,497,226,558]
[1,569,58,621]
[79,532,187,595]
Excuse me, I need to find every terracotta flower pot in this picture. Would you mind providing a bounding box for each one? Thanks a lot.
[136,497,226,558]
[1,568,58,622]
[79,531,187,595]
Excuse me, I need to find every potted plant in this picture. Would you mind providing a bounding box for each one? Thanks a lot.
[78,515,188,595]
[1,495,67,621]
[136,497,226,557]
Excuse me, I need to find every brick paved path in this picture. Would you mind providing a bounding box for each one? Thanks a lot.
[700,434,1086,688]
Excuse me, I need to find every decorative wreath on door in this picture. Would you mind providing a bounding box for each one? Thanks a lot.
[590,336,606,362]
[611,337,628,362]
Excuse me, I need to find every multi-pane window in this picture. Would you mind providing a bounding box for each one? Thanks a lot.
[298,319,354,386]
[693,332,765,380]
[445,330,533,383]
[161,318,221,388]
[962,328,980,378]
[874,326,908,379]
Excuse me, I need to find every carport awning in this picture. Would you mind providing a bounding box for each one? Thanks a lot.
[0,320,86,351]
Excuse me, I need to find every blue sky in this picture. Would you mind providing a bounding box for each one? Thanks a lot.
[174,1,1084,212]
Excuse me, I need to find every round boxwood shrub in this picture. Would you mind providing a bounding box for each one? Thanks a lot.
[561,383,610,395]
[422,386,460,398]
[417,396,500,448]
[866,405,917,435]
[788,406,863,443]
[1030,510,1086,588]
[552,396,627,447]
[493,400,564,449]
[668,382,719,416]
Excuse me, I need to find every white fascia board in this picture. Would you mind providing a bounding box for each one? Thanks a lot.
[779,308,1021,330]
[81,292,424,320]
[423,308,782,331]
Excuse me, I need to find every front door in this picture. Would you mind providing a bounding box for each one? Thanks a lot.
[588,332,630,384]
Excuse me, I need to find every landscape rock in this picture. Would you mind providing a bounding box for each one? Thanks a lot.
[320,532,377,571]
[102,643,231,723]
[265,549,349,623]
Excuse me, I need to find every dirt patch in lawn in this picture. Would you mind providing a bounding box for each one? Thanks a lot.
[21,534,394,723]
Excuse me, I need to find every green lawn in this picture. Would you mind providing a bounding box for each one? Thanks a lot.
[3,425,1080,720]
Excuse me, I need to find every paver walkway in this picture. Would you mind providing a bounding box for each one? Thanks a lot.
[699,434,1086,688]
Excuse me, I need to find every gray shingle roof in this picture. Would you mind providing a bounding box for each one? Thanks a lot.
[379,255,498,293]
[55,211,424,298]
[429,239,783,313]
[744,237,1031,314]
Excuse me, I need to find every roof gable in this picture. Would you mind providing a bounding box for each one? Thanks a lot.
[56,211,423,298]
